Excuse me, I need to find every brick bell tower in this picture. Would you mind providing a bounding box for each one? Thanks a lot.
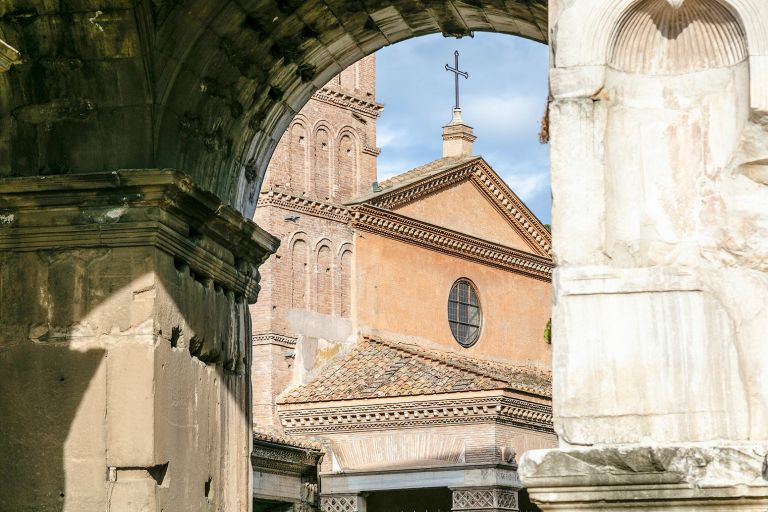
[250,55,383,429]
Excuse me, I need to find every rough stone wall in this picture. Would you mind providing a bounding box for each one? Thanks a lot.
[0,172,275,511]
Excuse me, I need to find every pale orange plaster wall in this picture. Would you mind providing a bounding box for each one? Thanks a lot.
[393,180,535,252]
[353,231,552,365]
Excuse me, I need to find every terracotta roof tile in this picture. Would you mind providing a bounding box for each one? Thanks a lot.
[278,337,551,404]
[252,427,323,451]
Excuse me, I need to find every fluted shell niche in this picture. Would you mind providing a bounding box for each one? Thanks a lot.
[609,0,748,74]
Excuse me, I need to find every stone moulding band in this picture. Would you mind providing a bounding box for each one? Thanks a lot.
[251,434,324,476]
[258,189,350,223]
[313,86,384,119]
[252,332,298,347]
[0,169,279,302]
[348,204,553,282]
[278,395,554,435]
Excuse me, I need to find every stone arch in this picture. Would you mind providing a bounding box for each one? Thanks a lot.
[335,127,360,201]
[312,123,333,201]
[144,0,547,216]
[314,242,334,316]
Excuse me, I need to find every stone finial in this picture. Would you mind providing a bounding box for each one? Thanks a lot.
[0,39,20,72]
[442,108,476,158]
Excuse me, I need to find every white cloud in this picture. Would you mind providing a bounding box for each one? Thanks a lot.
[464,93,544,135]
[377,158,423,181]
[376,123,409,150]
[502,172,549,202]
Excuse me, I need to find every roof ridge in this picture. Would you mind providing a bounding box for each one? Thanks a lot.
[378,156,479,189]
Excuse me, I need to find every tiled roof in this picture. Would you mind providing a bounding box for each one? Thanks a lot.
[253,427,323,451]
[347,156,480,205]
[278,337,551,404]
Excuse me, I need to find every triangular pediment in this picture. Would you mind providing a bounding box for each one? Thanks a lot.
[350,157,551,257]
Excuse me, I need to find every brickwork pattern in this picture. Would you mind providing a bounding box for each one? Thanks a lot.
[250,57,379,429]
[262,54,381,203]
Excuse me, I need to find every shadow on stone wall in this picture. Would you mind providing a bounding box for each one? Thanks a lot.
[0,342,105,511]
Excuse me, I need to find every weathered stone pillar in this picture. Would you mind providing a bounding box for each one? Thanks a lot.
[0,171,277,511]
[319,493,367,512]
[451,487,519,512]
[521,0,768,509]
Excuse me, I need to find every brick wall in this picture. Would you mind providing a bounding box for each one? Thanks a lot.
[251,55,380,429]
[261,54,381,203]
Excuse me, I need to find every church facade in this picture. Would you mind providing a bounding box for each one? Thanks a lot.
[250,56,555,511]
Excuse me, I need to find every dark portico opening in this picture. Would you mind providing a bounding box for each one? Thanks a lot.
[366,488,452,512]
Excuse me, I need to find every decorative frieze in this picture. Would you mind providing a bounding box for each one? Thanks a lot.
[348,205,552,282]
[313,86,384,119]
[279,396,553,435]
[253,331,298,348]
[452,487,519,512]
[320,494,367,512]
[251,430,323,476]
[258,189,350,224]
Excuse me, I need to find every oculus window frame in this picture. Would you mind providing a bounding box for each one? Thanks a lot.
[448,278,482,348]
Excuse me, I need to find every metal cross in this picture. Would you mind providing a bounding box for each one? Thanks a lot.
[445,50,469,110]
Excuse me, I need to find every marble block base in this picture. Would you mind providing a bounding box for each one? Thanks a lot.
[519,444,768,510]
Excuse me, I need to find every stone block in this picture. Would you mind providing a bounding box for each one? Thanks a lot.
[106,342,156,468]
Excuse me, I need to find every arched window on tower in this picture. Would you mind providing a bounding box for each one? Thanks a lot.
[313,128,331,200]
[291,239,308,309]
[339,249,352,319]
[315,245,332,315]
[289,123,307,194]
[336,133,358,201]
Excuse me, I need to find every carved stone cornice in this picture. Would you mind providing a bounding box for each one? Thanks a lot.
[253,331,298,347]
[252,434,324,476]
[313,87,384,119]
[257,189,350,224]
[365,160,552,257]
[348,205,553,282]
[278,395,554,435]
[0,170,279,302]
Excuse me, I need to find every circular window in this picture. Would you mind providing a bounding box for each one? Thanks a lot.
[448,279,482,347]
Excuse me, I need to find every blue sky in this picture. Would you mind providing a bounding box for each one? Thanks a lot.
[375,32,551,224]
